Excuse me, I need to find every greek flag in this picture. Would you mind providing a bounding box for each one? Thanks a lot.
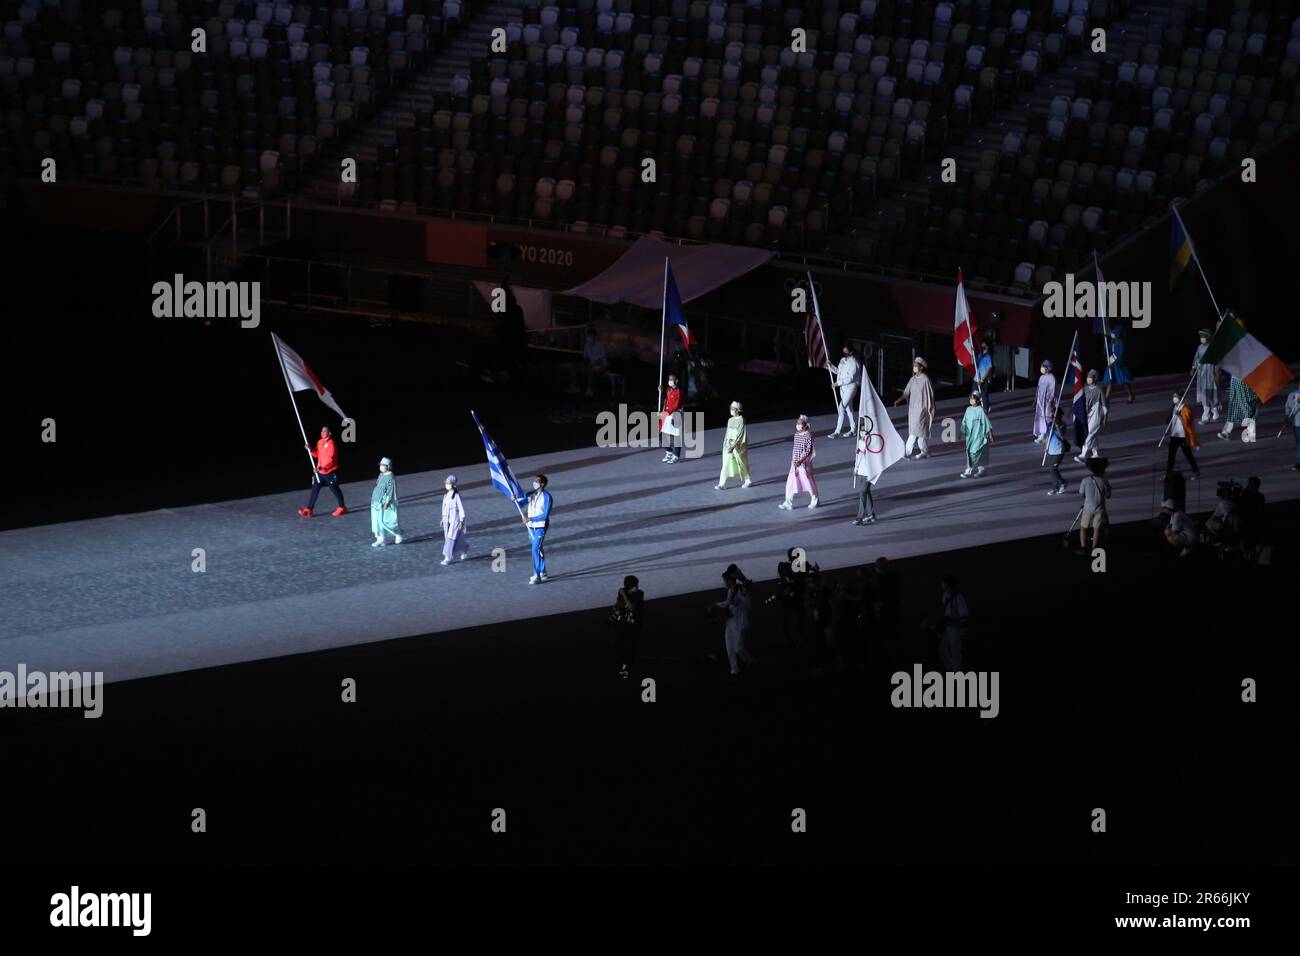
[470,410,526,501]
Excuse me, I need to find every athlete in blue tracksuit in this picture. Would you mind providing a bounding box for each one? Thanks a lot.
[518,474,553,583]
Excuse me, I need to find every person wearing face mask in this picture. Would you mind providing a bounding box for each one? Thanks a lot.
[1285,385,1300,471]
[959,391,993,478]
[829,344,861,437]
[974,339,994,412]
[440,474,468,565]
[779,414,819,510]
[518,474,553,583]
[893,356,935,459]
[370,457,403,547]
[1165,391,1201,480]
[1074,369,1107,463]
[1032,359,1057,442]
[657,373,683,463]
[1103,325,1135,404]
[298,425,347,518]
[1191,328,1221,423]
[1044,405,1070,495]
[716,400,752,489]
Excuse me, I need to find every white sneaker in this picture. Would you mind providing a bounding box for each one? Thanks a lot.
[1210,410,1220,421]
[538,573,549,582]
[1199,413,1210,424]
[460,554,467,561]
[808,495,818,509]
[666,453,679,463]
[715,483,726,490]
[371,536,384,547]
[1073,454,1086,464]
[440,557,451,565]
[741,478,752,488]
[973,466,986,477]
[394,534,403,544]
[960,468,973,478]
[661,452,672,462]
[529,574,539,584]
[827,431,839,438]
[778,500,793,510]
[916,452,930,459]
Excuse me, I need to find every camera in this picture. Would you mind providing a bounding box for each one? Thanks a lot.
[1216,480,1243,500]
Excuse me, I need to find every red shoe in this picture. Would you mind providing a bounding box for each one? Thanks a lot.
[331,506,347,517]
[297,508,313,518]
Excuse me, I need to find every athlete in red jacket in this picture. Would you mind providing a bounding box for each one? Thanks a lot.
[298,426,347,517]
[658,373,683,463]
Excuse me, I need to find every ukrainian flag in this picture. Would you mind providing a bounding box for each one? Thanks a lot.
[1169,211,1194,290]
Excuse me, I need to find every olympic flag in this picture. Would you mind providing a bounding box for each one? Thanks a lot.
[853,365,906,485]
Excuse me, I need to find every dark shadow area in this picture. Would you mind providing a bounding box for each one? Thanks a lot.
[3,501,1295,867]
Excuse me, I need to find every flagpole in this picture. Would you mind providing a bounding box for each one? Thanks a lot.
[1172,201,1224,320]
[272,333,319,479]
[807,271,841,416]
[1156,369,1199,448]
[471,410,534,544]
[657,257,668,417]
[1042,330,1077,467]
[515,494,536,545]
[1093,249,1113,369]
[853,367,865,490]
[957,267,978,388]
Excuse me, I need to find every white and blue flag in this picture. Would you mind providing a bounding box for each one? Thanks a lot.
[471,410,527,501]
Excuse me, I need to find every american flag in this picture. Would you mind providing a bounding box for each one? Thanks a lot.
[805,273,830,369]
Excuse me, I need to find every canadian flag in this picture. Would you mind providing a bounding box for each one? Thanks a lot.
[272,332,348,420]
[953,268,977,378]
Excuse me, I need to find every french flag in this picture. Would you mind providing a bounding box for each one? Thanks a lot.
[663,259,695,353]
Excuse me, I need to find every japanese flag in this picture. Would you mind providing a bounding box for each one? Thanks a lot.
[272,332,347,420]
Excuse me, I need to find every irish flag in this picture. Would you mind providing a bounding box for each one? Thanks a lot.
[1199,313,1294,404]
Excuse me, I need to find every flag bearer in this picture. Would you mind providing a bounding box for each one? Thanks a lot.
[518,474,553,583]
[830,345,861,437]
[298,425,346,517]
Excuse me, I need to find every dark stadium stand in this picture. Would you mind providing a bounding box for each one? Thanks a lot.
[2,0,1298,290]
[0,0,474,194]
